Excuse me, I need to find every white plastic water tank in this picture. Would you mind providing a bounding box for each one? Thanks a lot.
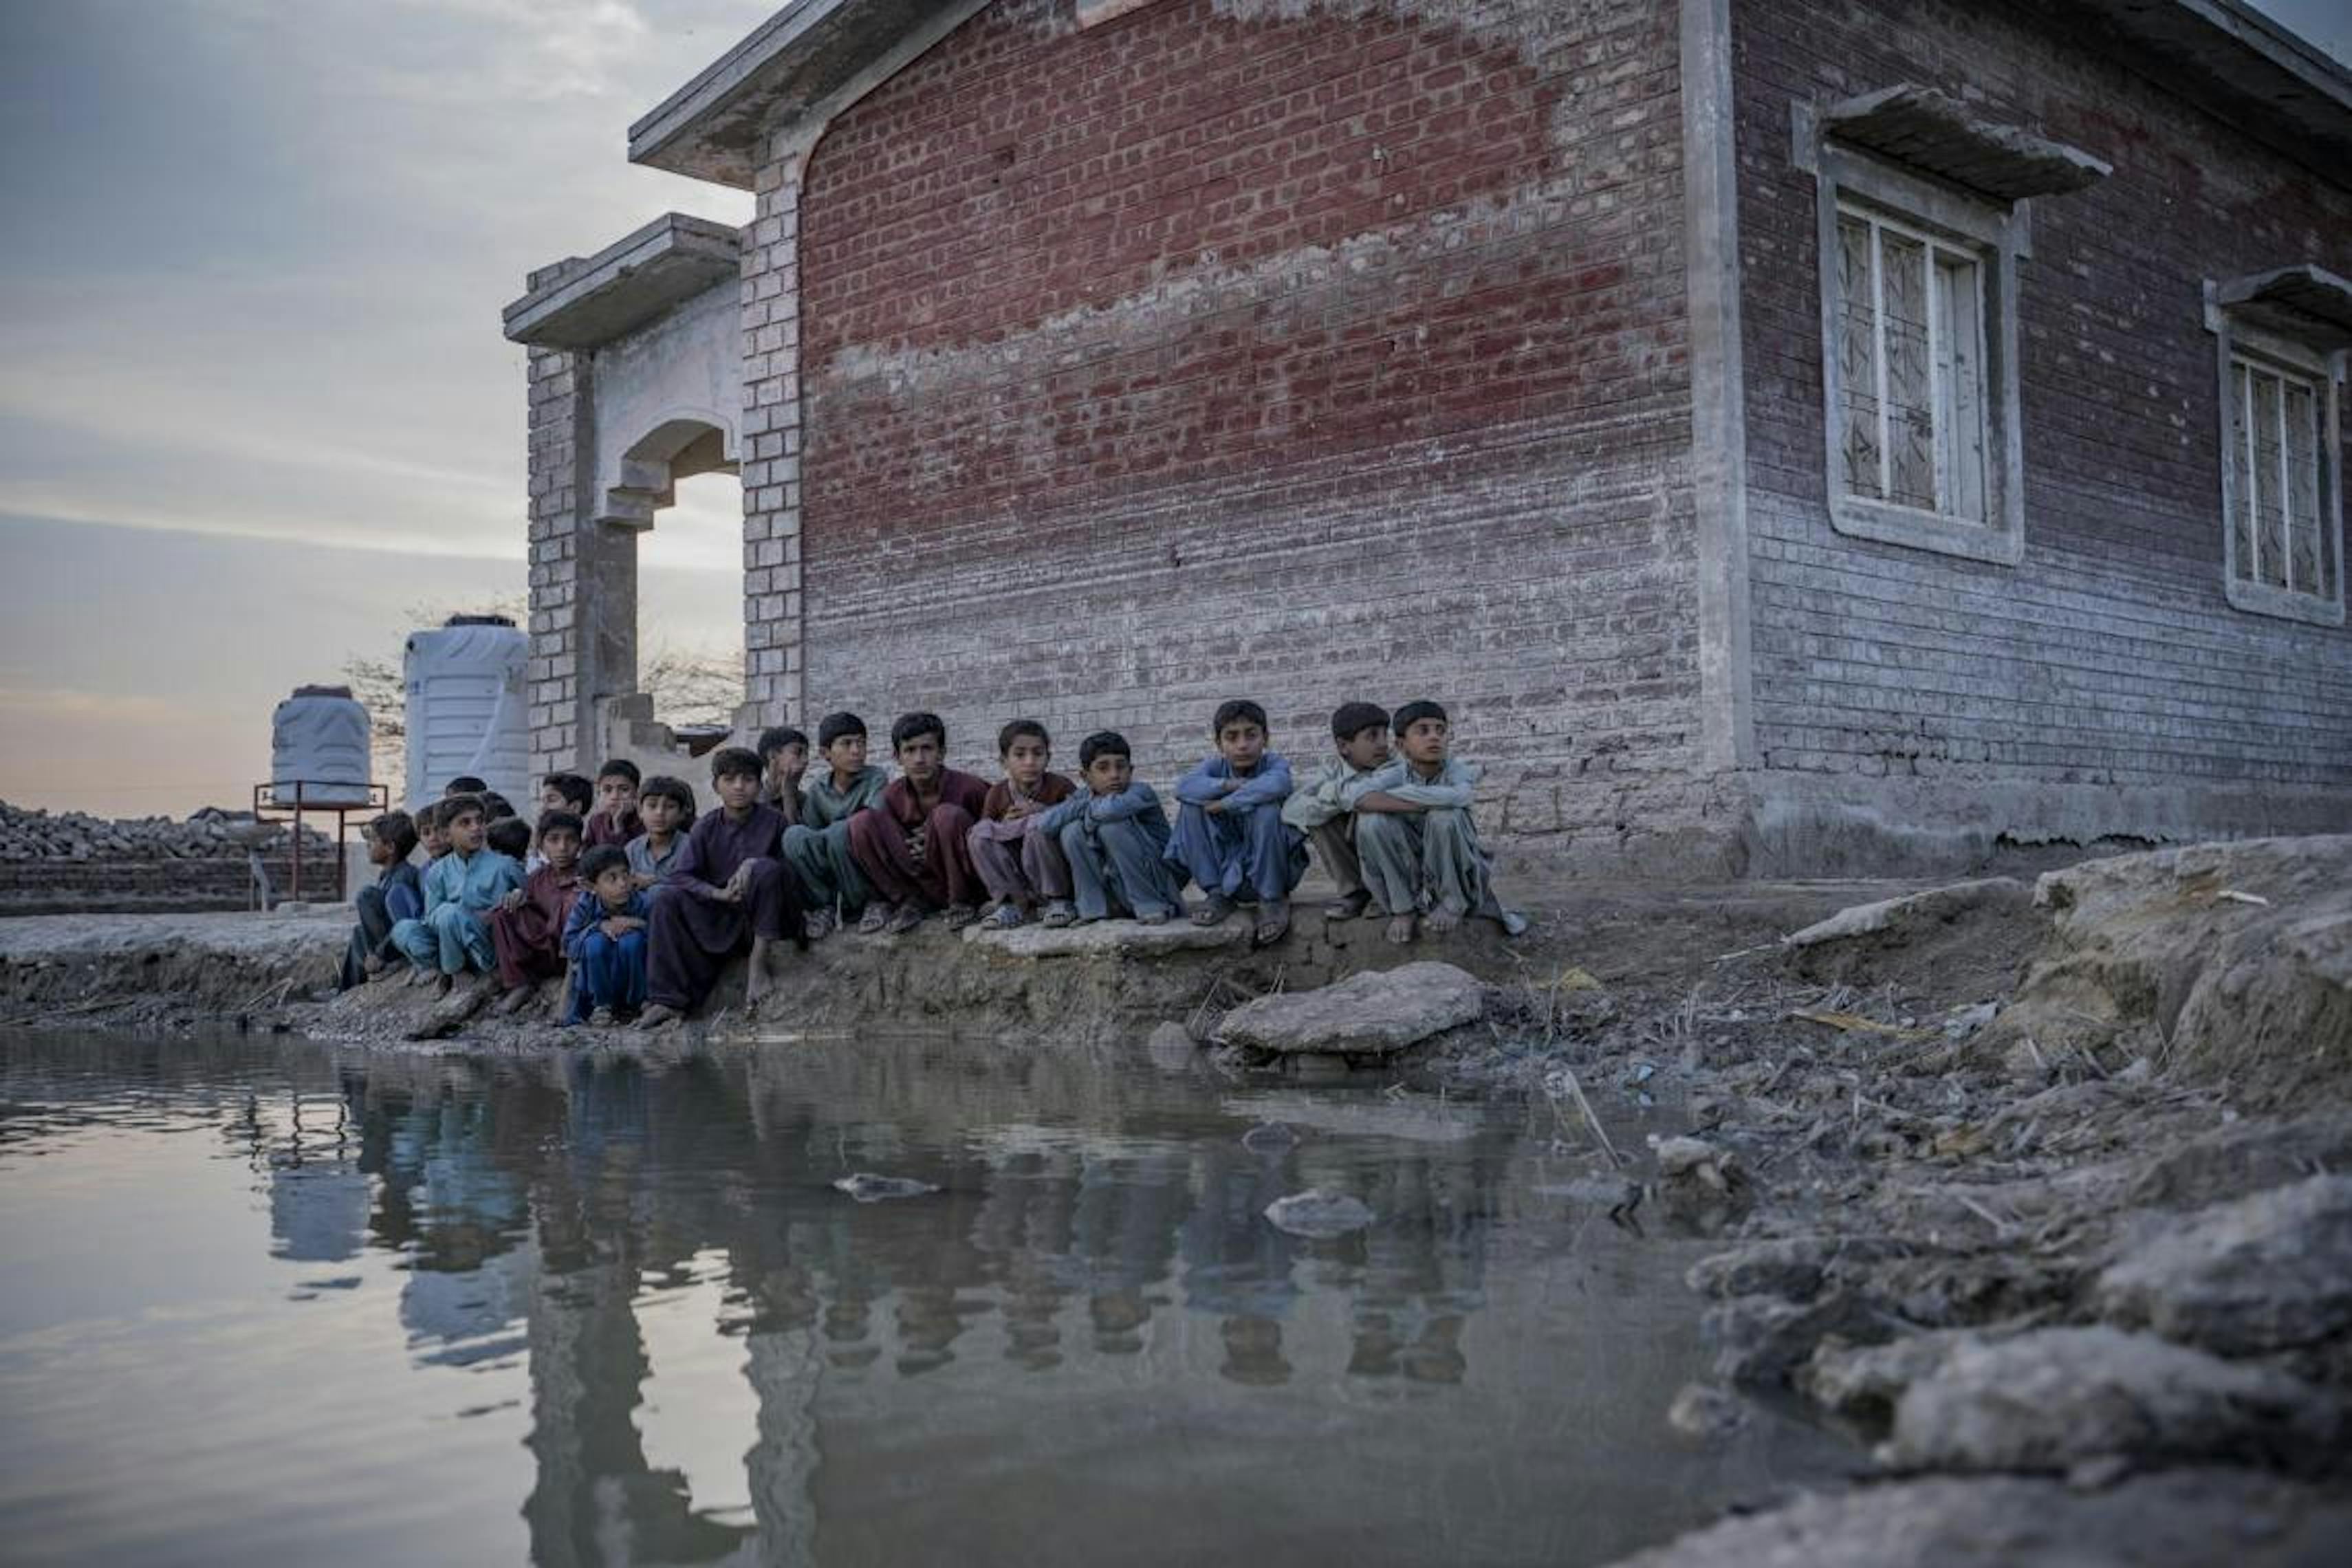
[403,616,532,811]
[270,684,373,805]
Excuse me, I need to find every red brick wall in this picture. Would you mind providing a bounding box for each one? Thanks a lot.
[793,0,1710,861]
[1734,0,2352,806]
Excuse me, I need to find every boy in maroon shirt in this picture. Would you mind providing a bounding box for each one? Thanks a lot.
[847,711,990,936]
[488,809,585,1014]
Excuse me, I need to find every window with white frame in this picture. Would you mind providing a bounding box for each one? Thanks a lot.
[2226,348,2337,606]
[1796,83,2110,568]
[1833,204,1991,525]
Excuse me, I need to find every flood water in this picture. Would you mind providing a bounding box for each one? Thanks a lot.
[0,1030,1851,1567]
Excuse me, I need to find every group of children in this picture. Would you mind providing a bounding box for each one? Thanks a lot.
[338,697,1524,1029]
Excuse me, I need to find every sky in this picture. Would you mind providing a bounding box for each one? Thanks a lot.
[1,0,2346,819]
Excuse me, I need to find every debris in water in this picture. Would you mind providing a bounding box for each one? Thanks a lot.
[1240,1120,1298,1153]
[832,1173,940,1202]
[1667,1382,1750,1439]
[1263,1188,1375,1237]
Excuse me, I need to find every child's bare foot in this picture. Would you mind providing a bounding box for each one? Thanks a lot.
[1424,905,1464,936]
[884,903,924,936]
[943,903,979,930]
[1322,889,1373,920]
[1252,900,1292,946]
[1384,913,1417,946]
[857,904,894,935]
[804,908,836,941]
[406,965,437,989]
[746,935,776,1003]
[492,984,534,1016]
[634,1003,682,1028]
[1041,900,1076,928]
[1192,894,1235,927]
[588,1006,616,1027]
[1136,908,1169,926]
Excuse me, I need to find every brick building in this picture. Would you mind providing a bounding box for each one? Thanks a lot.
[504,0,2351,874]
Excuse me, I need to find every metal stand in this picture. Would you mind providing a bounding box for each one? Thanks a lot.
[251,781,389,905]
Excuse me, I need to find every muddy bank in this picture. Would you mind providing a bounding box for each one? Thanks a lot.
[0,876,1897,1050]
[1521,834,2352,1566]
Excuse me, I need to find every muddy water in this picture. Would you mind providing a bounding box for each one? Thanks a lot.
[0,1030,1851,1567]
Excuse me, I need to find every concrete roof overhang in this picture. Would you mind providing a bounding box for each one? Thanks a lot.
[503,213,742,349]
[2058,0,2352,180]
[616,0,2352,193]
[627,0,947,188]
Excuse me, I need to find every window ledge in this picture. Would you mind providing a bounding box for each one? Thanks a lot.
[2225,576,2347,627]
[1829,497,2025,566]
[2214,265,2352,353]
[1818,84,2112,202]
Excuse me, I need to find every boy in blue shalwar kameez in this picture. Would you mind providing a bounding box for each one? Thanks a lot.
[563,845,653,1025]
[1165,699,1307,944]
[1037,732,1186,924]
[389,794,524,994]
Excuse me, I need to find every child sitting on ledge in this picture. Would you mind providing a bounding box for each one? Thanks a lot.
[628,774,694,888]
[389,794,522,994]
[967,719,1078,930]
[847,711,990,936]
[1036,731,1186,925]
[1346,699,1529,944]
[563,845,651,1025]
[1166,699,1305,944]
[339,809,421,990]
[636,747,808,1027]
[488,809,585,1015]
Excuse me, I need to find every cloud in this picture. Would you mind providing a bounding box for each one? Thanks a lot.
[0,687,180,722]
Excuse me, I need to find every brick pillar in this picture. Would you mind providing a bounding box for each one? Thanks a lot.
[526,335,596,776]
[737,144,806,726]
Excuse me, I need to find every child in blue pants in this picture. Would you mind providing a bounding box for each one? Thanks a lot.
[1036,731,1186,924]
[1166,697,1306,944]
[563,846,652,1025]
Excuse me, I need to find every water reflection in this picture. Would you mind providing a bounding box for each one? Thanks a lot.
[0,1032,1845,1568]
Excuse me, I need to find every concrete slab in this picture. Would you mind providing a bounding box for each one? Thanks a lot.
[962,917,1248,959]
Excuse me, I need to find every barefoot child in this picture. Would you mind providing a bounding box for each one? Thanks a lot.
[1347,700,1529,943]
[339,809,422,990]
[635,748,809,1026]
[627,774,694,888]
[1281,702,1391,920]
[389,794,523,994]
[1166,699,1307,944]
[1038,732,1186,924]
[968,719,1078,929]
[758,726,809,825]
[563,845,652,1024]
[848,712,990,935]
[782,712,886,939]
[488,810,586,1014]
[584,759,642,848]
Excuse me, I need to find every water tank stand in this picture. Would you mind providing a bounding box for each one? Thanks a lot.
[251,781,390,906]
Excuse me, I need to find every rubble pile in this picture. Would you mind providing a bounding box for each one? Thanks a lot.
[0,801,330,864]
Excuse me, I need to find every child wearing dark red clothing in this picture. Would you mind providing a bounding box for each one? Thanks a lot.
[488,810,585,1014]
[584,758,642,848]
[847,712,990,936]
